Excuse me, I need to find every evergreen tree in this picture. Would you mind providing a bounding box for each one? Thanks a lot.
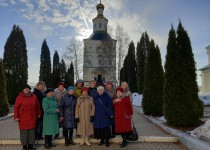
[122,56,128,83]
[142,40,164,116]
[39,39,52,87]
[0,59,10,117]
[164,22,204,127]
[126,41,138,93]
[136,32,150,94]
[52,50,60,88]
[60,59,66,83]
[64,62,74,87]
[3,25,28,104]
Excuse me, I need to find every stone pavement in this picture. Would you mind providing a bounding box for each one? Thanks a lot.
[0,107,189,150]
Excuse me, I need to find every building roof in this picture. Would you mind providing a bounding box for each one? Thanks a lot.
[199,64,210,71]
[89,31,112,40]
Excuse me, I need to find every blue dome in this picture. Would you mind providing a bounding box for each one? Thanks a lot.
[89,31,112,40]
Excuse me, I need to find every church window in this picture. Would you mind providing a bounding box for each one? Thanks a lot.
[99,23,102,28]
[109,59,112,65]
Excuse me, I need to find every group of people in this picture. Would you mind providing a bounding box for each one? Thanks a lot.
[14,79,133,150]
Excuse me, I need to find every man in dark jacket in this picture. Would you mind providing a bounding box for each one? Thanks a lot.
[33,81,46,140]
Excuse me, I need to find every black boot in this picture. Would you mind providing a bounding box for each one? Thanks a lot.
[49,136,56,147]
[28,144,36,150]
[99,139,104,145]
[65,137,70,146]
[22,145,27,150]
[69,136,76,145]
[105,139,110,147]
[120,135,127,148]
[44,136,51,149]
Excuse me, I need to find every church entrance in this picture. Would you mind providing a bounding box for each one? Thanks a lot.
[96,74,105,87]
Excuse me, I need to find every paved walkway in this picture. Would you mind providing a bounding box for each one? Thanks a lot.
[0,107,189,150]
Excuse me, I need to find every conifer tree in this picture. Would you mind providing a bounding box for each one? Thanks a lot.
[60,59,66,83]
[120,67,125,83]
[64,62,74,87]
[3,25,28,104]
[126,41,138,92]
[0,59,10,117]
[164,22,204,126]
[142,40,164,116]
[136,32,150,94]
[52,50,60,88]
[39,39,52,87]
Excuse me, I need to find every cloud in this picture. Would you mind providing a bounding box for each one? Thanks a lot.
[0,1,8,7]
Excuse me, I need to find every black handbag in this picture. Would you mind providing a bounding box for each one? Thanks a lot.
[126,118,139,141]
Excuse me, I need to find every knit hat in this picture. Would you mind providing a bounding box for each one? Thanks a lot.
[22,84,31,91]
[116,87,123,93]
[97,86,104,91]
[57,82,65,87]
[81,87,89,93]
[106,81,113,87]
[67,86,75,92]
[45,88,54,95]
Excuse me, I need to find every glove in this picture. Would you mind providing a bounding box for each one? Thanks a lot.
[90,116,94,122]
[75,118,79,123]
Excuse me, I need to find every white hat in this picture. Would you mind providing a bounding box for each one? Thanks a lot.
[97,86,104,91]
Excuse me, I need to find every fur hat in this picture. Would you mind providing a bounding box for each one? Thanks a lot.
[67,86,75,92]
[57,82,65,87]
[22,84,31,91]
[97,86,104,91]
[45,88,54,95]
[116,87,123,93]
[81,87,89,93]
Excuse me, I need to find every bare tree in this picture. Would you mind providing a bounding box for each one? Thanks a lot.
[63,38,83,81]
[115,25,130,83]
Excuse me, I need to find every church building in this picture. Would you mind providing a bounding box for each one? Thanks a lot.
[83,1,117,85]
[200,45,210,93]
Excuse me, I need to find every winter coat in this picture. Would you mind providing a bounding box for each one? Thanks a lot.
[105,88,116,100]
[113,96,133,133]
[33,88,45,117]
[74,86,82,98]
[88,87,97,99]
[14,92,41,130]
[60,93,77,129]
[42,96,59,135]
[54,88,66,107]
[75,96,95,136]
[93,92,114,128]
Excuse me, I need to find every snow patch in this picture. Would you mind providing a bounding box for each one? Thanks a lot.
[132,93,142,107]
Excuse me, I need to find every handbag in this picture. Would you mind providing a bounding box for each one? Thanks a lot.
[126,118,139,141]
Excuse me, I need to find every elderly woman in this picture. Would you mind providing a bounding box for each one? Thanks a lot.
[88,80,97,99]
[75,87,95,146]
[33,81,46,140]
[94,86,114,147]
[113,87,133,148]
[14,84,41,150]
[121,81,133,103]
[60,86,77,146]
[54,82,66,139]
[42,88,59,149]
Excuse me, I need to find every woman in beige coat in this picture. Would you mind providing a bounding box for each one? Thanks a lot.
[75,87,95,146]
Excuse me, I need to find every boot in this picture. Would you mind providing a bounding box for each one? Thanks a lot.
[28,144,36,150]
[49,136,56,147]
[65,137,70,146]
[69,136,76,145]
[120,135,127,148]
[22,145,27,150]
[80,136,85,146]
[44,136,51,149]
[85,136,91,146]
[99,139,104,145]
[105,139,110,147]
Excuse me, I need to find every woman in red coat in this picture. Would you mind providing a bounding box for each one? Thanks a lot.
[14,85,41,150]
[113,87,133,148]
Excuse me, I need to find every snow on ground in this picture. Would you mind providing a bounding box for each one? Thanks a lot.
[132,93,142,107]
[190,119,210,140]
[199,94,210,106]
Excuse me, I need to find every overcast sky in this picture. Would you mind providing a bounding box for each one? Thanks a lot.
[0,0,209,86]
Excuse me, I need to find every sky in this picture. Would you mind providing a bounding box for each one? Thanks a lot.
[0,0,210,86]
